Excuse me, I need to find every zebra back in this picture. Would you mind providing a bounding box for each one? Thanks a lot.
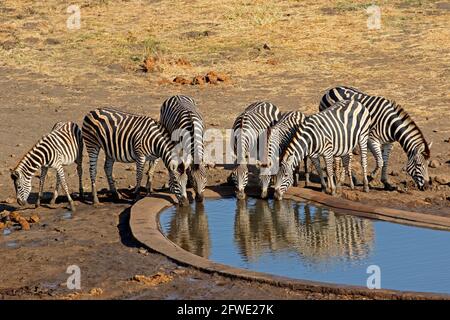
[160,95,204,166]
[13,121,82,179]
[319,86,430,158]
[82,108,176,168]
[232,101,281,163]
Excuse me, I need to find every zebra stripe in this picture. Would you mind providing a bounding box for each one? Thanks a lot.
[274,99,371,199]
[82,108,189,206]
[320,85,431,190]
[258,111,307,198]
[10,122,83,211]
[159,95,207,202]
[231,101,281,199]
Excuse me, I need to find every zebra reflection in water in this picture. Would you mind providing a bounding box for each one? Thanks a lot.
[166,202,211,258]
[233,199,374,264]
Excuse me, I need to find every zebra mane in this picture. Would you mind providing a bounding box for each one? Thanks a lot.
[389,100,431,159]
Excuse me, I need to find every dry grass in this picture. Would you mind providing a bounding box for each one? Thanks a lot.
[0,0,448,116]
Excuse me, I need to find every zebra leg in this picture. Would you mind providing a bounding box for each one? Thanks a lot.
[360,139,370,193]
[104,157,120,200]
[87,146,100,205]
[381,143,395,191]
[134,156,146,200]
[50,172,60,205]
[36,167,48,208]
[145,159,158,196]
[311,157,326,191]
[77,147,84,200]
[56,166,76,212]
[324,154,336,195]
[334,157,344,189]
[293,165,299,187]
[368,139,383,184]
[342,154,354,190]
[304,157,310,187]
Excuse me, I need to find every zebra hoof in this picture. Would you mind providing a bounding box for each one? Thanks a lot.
[35,202,40,208]
[364,186,370,193]
[195,193,204,203]
[69,202,77,212]
[383,183,395,191]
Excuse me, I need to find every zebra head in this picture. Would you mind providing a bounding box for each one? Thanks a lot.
[406,142,431,190]
[190,163,208,202]
[231,163,248,200]
[10,169,31,206]
[273,155,296,200]
[168,160,190,206]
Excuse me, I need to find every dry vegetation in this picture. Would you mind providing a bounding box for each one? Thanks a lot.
[0,0,448,108]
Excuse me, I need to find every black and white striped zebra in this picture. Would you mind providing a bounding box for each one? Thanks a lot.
[82,108,190,206]
[157,95,208,202]
[274,99,371,199]
[231,101,280,199]
[10,122,83,211]
[320,85,431,190]
[257,111,308,199]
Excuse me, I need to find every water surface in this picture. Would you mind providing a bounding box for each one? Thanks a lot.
[160,198,450,294]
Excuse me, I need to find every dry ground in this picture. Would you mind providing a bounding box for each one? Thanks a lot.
[0,0,449,299]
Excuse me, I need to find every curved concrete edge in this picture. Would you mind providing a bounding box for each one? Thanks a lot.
[130,188,450,300]
[285,187,450,231]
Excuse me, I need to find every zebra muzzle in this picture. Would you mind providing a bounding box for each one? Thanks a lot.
[179,196,190,207]
[17,198,27,206]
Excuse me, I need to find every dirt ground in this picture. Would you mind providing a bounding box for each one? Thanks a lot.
[0,0,449,299]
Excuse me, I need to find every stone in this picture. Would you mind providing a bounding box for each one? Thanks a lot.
[0,222,5,230]
[89,288,103,296]
[429,159,441,168]
[205,71,218,84]
[4,197,15,204]
[434,175,450,185]
[192,75,206,85]
[173,76,192,85]
[131,272,173,286]
[9,211,20,222]
[28,214,40,223]
[18,217,30,230]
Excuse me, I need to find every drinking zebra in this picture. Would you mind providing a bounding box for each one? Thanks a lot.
[320,85,431,190]
[231,101,281,199]
[82,108,190,206]
[157,95,208,202]
[257,111,308,199]
[274,99,371,199]
[10,122,83,211]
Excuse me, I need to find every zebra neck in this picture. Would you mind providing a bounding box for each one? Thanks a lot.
[391,114,427,156]
[15,156,42,180]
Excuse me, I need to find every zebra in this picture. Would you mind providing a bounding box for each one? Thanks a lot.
[10,122,83,211]
[273,99,371,199]
[82,108,190,206]
[320,85,431,190]
[156,95,208,202]
[231,101,281,199]
[257,111,308,199]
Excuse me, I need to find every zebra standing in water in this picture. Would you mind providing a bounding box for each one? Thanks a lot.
[82,108,190,206]
[231,101,280,199]
[10,122,83,211]
[257,111,308,199]
[274,99,371,199]
[156,95,208,202]
[320,86,431,190]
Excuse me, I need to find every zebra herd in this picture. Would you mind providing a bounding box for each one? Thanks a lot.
[10,86,432,211]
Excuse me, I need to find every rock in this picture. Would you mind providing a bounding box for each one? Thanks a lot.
[192,75,206,85]
[131,272,173,286]
[429,159,441,168]
[173,76,192,85]
[9,211,21,222]
[0,222,5,230]
[89,288,103,296]
[444,138,450,143]
[205,71,218,84]
[434,175,450,185]
[28,214,40,223]
[263,43,271,50]
[173,58,191,67]
[18,217,30,230]
[138,248,148,255]
[157,78,172,85]
[141,56,161,73]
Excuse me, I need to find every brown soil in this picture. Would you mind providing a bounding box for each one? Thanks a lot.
[0,0,449,300]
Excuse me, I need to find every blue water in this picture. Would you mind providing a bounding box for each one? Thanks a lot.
[160,198,450,295]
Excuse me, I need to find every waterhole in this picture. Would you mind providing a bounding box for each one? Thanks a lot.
[159,198,450,294]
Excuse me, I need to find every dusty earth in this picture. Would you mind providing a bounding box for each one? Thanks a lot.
[0,0,449,300]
